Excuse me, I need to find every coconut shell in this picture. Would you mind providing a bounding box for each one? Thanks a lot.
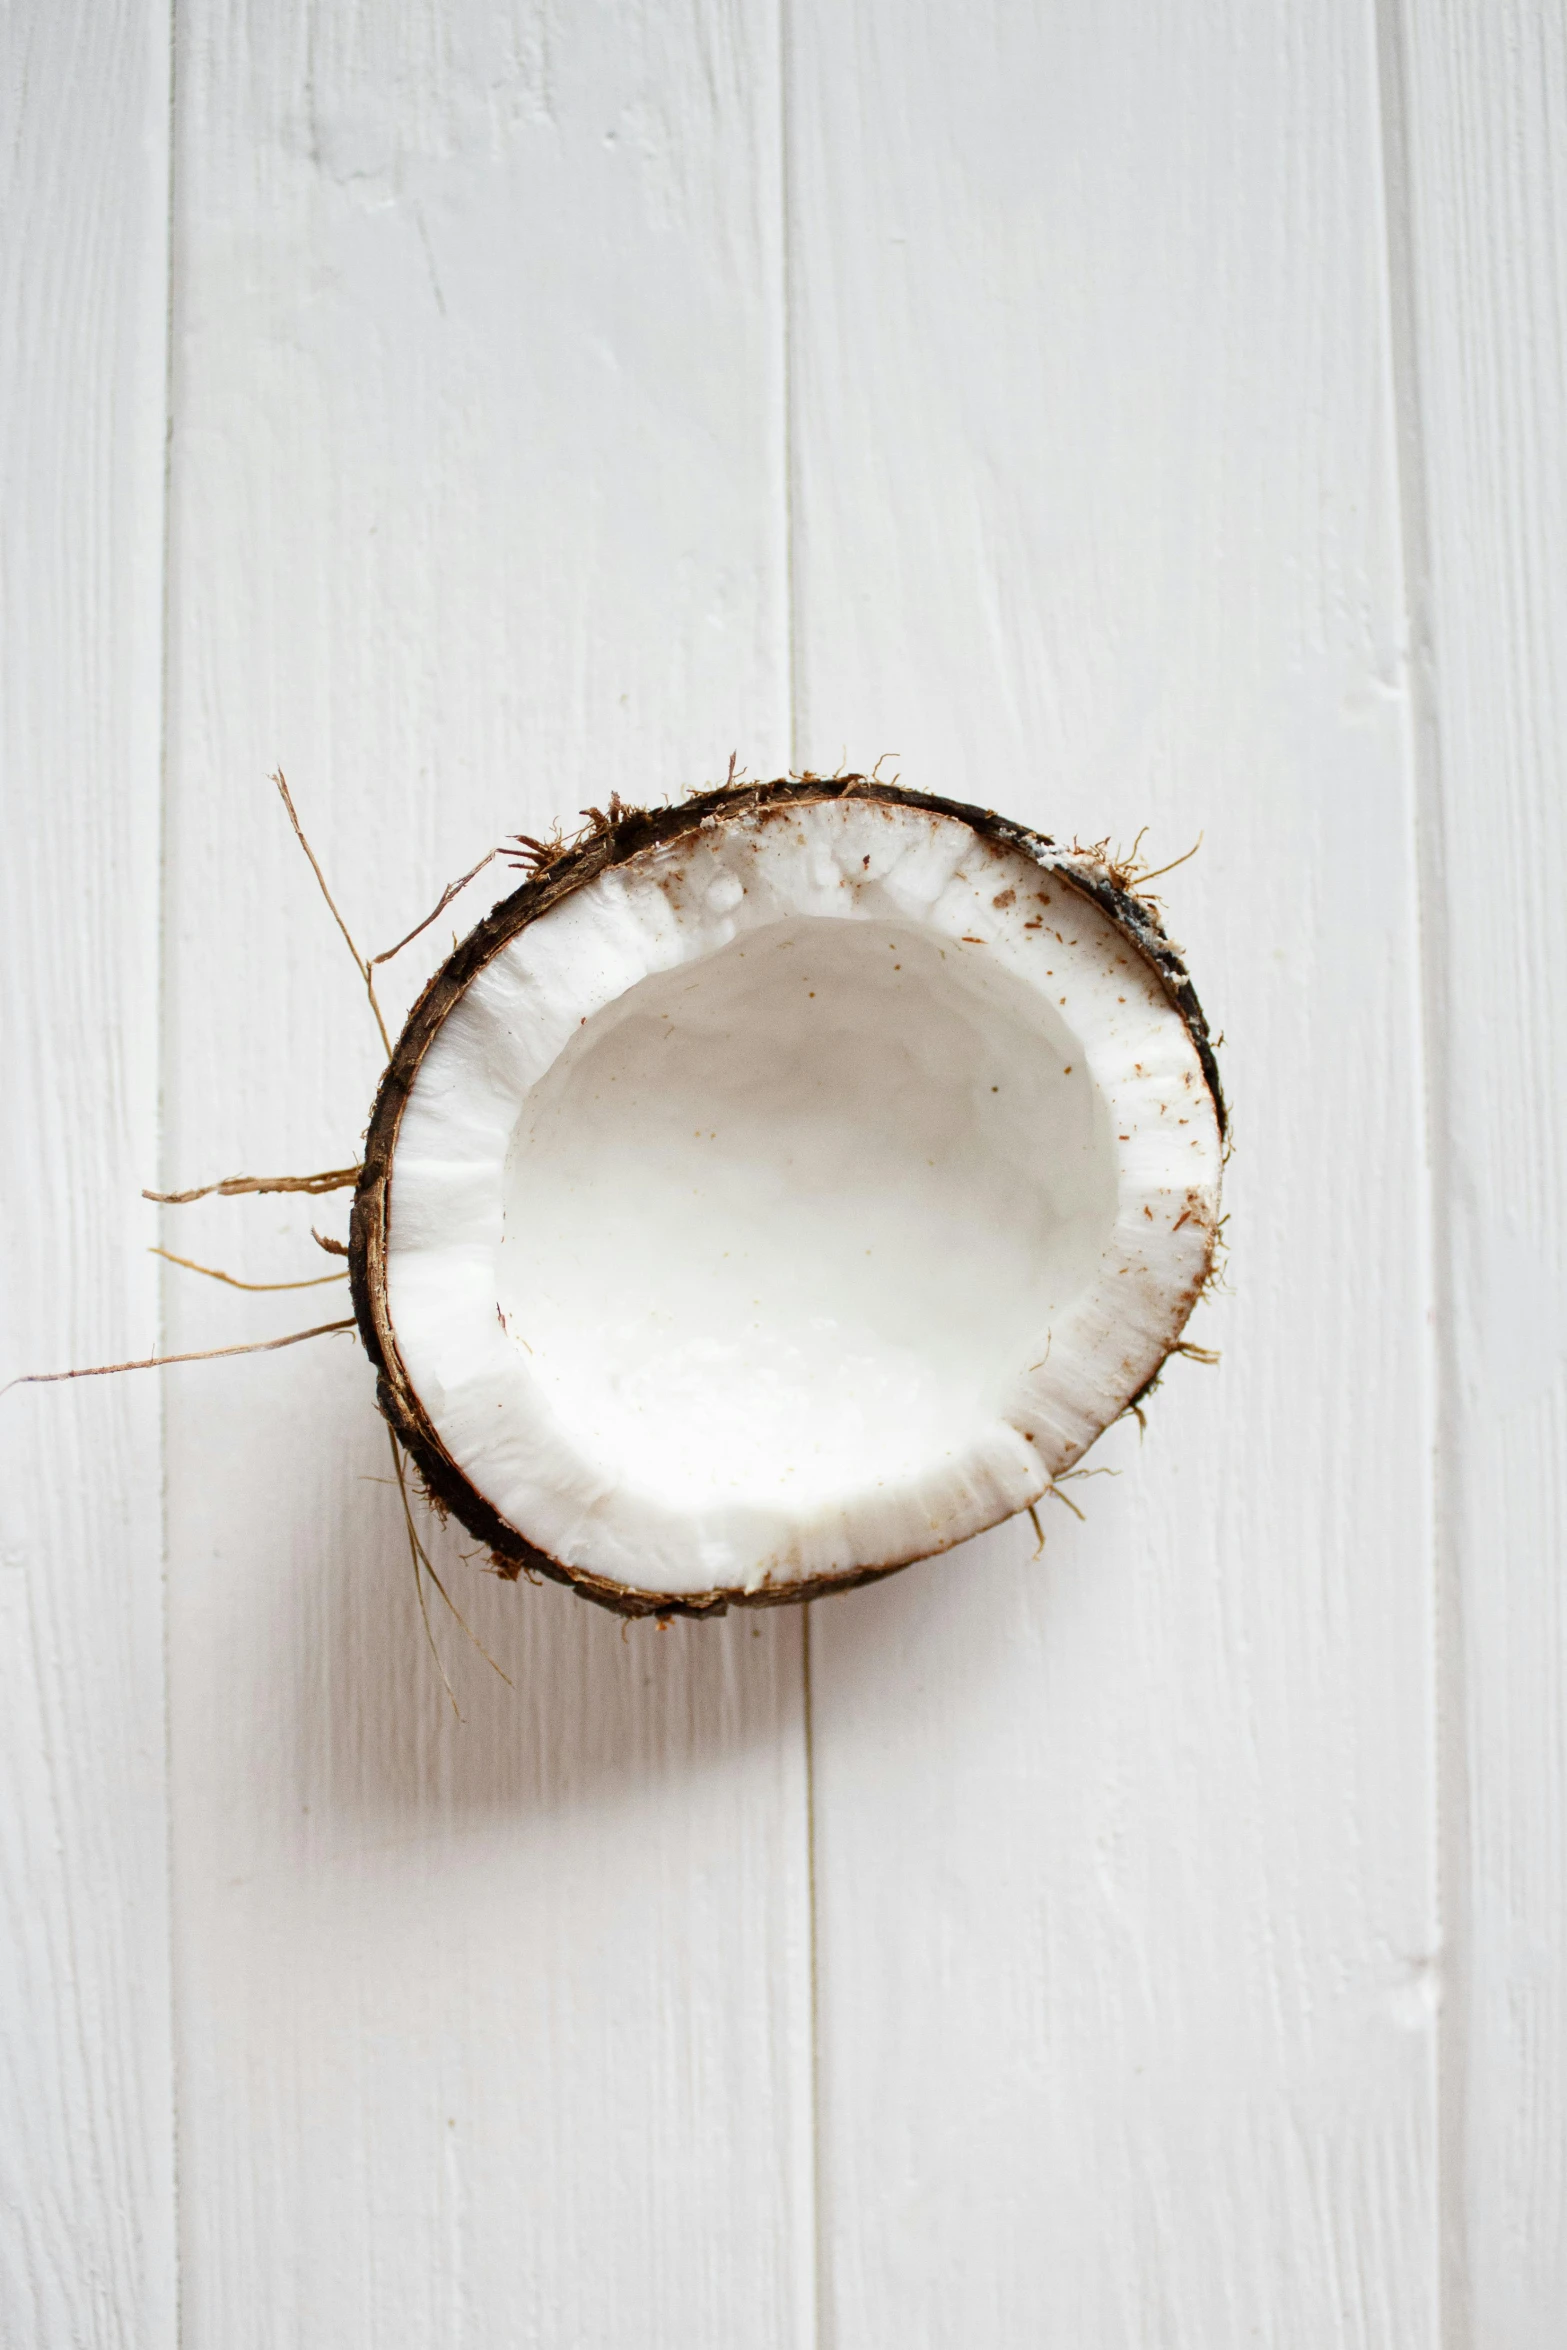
[349,777,1225,1619]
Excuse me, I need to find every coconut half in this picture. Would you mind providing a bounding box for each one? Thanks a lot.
[350,779,1223,1617]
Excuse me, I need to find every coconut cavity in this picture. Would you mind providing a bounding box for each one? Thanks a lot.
[373,792,1222,1605]
[498,917,1115,1517]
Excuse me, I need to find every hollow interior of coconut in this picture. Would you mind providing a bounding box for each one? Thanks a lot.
[384,798,1219,1601]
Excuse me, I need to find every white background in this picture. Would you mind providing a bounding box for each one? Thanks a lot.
[3,2,1564,2343]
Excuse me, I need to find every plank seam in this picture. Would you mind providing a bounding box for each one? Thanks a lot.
[778,3,824,2340]
[1372,3,1468,2340]
[781,0,801,771]
[156,1,184,2338]
[801,1604,826,2350]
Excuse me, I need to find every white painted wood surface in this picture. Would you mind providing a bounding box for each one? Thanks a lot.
[0,4,176,2346]
[788,4,1438,2341]
[161,4,809,2346]
[1386,6,1567,2341]
[4,0,1565,2341]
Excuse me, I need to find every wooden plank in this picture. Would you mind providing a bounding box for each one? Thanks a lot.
[1384,5,1567,2339]
[162,3,811,2342]
[0,4,177,2343]
[786,2,1440,2340]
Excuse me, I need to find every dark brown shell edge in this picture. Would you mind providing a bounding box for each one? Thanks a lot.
[349,776,1226,1620]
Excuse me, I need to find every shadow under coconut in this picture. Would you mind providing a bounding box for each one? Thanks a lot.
[290,1370,810,1829]
[261,1346,1073,1841]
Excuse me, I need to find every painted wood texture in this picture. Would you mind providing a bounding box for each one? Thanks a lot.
[7,0,1567,2342]
[787,4,1439,2341]
[0,3,177,2344]
[161,3,811,2346]
[1387,6,1567,2341]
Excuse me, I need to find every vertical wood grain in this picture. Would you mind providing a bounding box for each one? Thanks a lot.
[1384,6,1567,2341]
[786,2,1440,2340]
[19,0,1560,2332]
[0,3,177,2343]
[162,3,809,2343]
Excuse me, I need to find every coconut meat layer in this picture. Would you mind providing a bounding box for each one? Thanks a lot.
[386,799,1220,1596]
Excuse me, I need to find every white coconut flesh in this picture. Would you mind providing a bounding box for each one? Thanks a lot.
[383,798,1220,1600]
